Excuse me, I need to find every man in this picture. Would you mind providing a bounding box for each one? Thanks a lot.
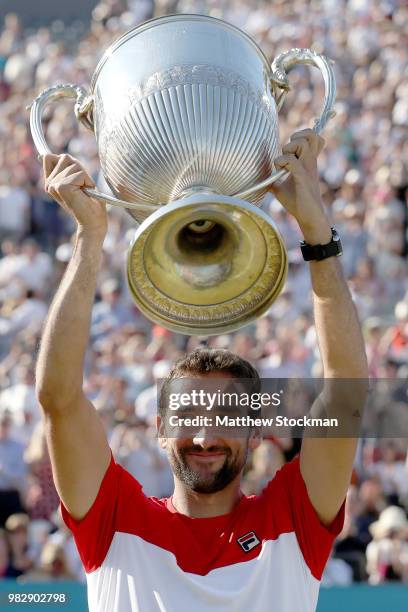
[36,129,368,611]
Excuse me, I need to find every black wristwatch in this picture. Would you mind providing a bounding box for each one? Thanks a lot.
[300,227,343,262]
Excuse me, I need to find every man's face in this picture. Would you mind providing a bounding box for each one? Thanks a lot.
[158,373,259,494]
[165,430,250,494]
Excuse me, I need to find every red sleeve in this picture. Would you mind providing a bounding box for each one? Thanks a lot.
[263,456,345,580]
[60,454,144,573]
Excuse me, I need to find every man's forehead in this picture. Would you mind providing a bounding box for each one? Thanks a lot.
[166,376,251,394]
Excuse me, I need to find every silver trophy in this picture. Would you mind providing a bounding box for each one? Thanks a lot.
[29,14,336,335]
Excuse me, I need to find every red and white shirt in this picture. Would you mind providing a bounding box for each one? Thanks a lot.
[62,455,344,612]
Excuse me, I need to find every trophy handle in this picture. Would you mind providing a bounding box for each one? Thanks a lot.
[233,48,336,201]
[28,84,160,219]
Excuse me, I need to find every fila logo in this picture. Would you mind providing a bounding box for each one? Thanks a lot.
[237,531,261,553]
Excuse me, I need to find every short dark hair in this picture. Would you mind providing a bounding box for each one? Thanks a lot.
[158,348,260,418]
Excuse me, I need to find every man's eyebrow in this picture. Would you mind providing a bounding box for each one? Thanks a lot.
[171,404,197,413]
[214,406,244,414]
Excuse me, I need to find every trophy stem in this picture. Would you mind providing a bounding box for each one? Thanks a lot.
[178,186,221,199]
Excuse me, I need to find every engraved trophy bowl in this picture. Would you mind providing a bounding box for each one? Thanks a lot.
[29,14,336,335]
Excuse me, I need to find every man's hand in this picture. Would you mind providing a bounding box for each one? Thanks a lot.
[271,128,331,244]
[43,154,108,237]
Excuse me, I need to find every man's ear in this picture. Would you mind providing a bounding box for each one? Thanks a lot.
[156,415,167,449]
[248,427,262,451]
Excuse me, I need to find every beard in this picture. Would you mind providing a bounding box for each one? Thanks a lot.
[168,444,248,494]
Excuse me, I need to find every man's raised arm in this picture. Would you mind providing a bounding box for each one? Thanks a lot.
[271,129,368,525]
[36,154,111,520]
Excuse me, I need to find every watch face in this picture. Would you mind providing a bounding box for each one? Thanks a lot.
[333,233,343,257]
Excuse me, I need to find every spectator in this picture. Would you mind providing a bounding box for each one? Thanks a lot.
[21,541,75,582]
[355,477,386,549]
[0,364,40,444]
[91,278,134,342]
[0,239,23,300]
[0,415,27,526]
[3,514,33,578]
[13,239,53,295]
[0,289,47,356]
[369,442,408,505]
[0,167,31,243]
[135,360,172,422]
[366,506,408,584]
[112,421,172,497]
[0,529,9,577]
[24,422,60,521]
[322,553,353,587]
[242,440,285,495]
[47,510,86,582]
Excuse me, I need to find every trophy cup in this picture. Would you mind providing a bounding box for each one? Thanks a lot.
[29,14,336,335]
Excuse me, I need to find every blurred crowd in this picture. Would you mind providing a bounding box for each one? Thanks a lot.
[0,0,408,587]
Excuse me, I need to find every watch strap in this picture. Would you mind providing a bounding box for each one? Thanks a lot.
[300,228,342,262]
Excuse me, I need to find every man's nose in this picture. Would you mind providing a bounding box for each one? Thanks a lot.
[192,428,218,448]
